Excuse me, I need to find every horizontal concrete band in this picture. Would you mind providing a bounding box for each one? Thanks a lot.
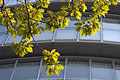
[0,41,120,59]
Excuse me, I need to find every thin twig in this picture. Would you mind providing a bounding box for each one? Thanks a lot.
[25,0,31,33]
[32,34,44,51]
[1,0,16,34]
[4,9,15,29]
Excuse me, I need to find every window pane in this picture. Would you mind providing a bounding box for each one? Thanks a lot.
[0,33,6,44]
[55,27,77,40]
[7,35,21,43]
[80,31,101,40]
[66,61,89,80]
[0,24,7,32]
[92,62,114,80]
[0,24,7,44]
[79,17,101,40]
[103,29,120,42]
[5,0,67,6]
[5,0,21,6]
[68,21,79,27]
[40,62,64,80]
[13,62,39,80]
[38,23,46,28]
[34,30,53,41]
[115,64,120,80]
[0,64,14,80]
[103,23,120,30]
[103,18,120,42]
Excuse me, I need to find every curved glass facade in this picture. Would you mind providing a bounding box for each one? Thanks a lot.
[0,17,120,45]
[0,57,120,80]
[0,1,120,80]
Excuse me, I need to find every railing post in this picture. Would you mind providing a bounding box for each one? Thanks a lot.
[52,29,57,42]
[100,16,103,43]
[112,60,117,80]
[37,59,43,80]
[10,60,18,80]
[89,58,92,80]
[64,58,67,80]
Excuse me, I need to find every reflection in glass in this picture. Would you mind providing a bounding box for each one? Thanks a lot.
[92,62,114,80]
[55,27,77,40]
[66,61,89,80]
[13,62,39,80]
[0,64,14,80]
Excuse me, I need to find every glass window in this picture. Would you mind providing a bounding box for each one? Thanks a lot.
[67,21,79,27]
[80,31,101,40]
[5,0,67,6]
[5,0,20,6]
[103,23,120,30]
[103,18,120,42]
[103,29,120,42]
[34,22,53,41]
[55,27,77,40]
[6,23,46,43]
[12,62,39,80]
[92,62,114,80]
[38,23,46,28]
[0,33,6,44]
[6,35,21,43]
[0,64,14,80]
[34,30,53,41]
[79,17,101,40]
[0,24,7,32]
[40,62,64,80]
[115,64,120,80]
[66,61,89,80]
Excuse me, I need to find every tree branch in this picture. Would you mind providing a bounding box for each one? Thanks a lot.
[24,0,44,51]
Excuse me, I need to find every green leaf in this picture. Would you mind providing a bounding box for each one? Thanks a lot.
[39,26,45,32]
[68,0,72,2]
[61,5,68,10]
[50,27,56,32]
[47,10,54,15]
[51,49,56,54]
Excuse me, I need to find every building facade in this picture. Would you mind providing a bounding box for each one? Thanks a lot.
[0,0,120,80]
